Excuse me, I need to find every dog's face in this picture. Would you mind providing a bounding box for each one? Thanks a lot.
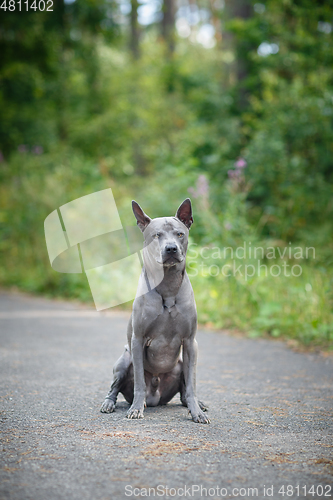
[144,217,188,267]
[132,199,193,269]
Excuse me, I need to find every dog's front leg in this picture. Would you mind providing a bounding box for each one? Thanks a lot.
[183,337,210,424]
[127,333,145,419]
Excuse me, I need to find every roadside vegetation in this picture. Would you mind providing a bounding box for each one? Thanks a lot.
[1,0,332,348]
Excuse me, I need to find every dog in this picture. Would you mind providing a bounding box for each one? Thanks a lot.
[100,198,209,423]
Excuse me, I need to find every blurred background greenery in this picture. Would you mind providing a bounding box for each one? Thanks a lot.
[0,0,332,348]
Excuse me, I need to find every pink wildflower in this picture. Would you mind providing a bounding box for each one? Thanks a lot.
[234,157,247,169]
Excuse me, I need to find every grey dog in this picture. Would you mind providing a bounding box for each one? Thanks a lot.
[100,198,210,424]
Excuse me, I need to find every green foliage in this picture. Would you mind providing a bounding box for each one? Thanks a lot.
[187,245,333,349]
[0,0,332,347]
[223,0,333,242]
[0,0,119,155]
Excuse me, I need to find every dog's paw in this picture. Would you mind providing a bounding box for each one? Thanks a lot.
[100,398,116,413]
[126,406,144,419]
[190,410,211,424]
[198,400,209,412]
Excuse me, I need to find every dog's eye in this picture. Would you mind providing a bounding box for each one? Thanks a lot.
[153,233,160,239]
[177,232,184,238]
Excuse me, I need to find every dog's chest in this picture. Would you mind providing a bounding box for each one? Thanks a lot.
[162,296,178,317]
[144,304,192,340]
[144,332,182,373]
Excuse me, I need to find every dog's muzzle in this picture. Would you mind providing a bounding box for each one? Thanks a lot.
[162,244,184,266]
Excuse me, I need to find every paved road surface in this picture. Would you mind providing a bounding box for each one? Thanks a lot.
[0,292,332,500]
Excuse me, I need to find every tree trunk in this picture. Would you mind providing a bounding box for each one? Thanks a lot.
[224,0,252,109]
[130,0,140,59]
[162,0,175,54]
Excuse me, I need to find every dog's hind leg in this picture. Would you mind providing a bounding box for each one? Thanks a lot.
[179,371,208,412]
[100,346,132,413]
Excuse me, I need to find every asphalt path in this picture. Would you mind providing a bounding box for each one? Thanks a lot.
[0,291,332,500]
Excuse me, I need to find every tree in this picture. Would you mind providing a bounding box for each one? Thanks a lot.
[224,0,253,110]
[161,0,175,53]
[130,0,140,58]
[0,0,118,156]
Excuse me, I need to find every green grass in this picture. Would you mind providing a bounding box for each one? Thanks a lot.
[1,150,332,349]
[1,240,332,350]
[187,245,333,349]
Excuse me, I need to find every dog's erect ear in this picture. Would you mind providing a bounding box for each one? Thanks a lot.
[132,201,152,232]
[175,198,193,229]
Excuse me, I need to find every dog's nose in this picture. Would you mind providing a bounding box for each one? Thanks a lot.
[165,244,177,254]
